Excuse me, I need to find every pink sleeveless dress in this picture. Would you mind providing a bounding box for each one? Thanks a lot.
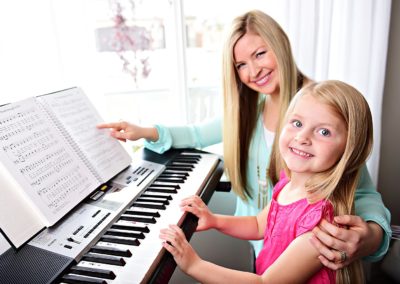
[256,174,336,283]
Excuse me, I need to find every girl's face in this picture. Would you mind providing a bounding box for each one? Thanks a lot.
[233,32,279,96]
[279,95,347,177]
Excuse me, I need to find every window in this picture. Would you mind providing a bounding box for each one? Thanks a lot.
[1,0,275,126]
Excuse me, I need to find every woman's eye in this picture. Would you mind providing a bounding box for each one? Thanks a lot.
[236,63,245,70]
[256,51,266,58]
[318,128,331,136]
[292,120,302,128]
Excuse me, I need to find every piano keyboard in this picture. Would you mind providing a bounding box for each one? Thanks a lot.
[58,151,221,284]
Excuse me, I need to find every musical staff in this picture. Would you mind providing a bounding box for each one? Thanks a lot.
[39,88,132,182]
[0,88,131,249]
[0,98,98,220]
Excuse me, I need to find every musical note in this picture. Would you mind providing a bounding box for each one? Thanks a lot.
[0,97,98,218]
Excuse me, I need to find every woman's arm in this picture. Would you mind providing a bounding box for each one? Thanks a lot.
[311,165,392,268]
[97,117,222,154]
[144,117,223,154]
[96,121,159,142]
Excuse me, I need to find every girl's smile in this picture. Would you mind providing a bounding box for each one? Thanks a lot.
[279,94,347,177]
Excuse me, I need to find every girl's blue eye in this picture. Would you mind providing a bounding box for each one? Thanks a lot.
[318,128,331,136]
[292,120,302,128]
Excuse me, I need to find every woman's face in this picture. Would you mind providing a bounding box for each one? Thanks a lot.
[233,32,280,96]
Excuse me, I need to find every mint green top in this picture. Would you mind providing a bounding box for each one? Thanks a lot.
[145,115,391,260]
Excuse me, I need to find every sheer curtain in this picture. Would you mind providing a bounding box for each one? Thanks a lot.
[0,1,392,184]
[276,0,392,185]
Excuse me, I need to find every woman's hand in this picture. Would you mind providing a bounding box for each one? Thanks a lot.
[310,215,383,270]
[96,121,158,142]
[159,224,200,273]
[180,195,216,231]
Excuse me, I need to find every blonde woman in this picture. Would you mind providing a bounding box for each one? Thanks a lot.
[160,80,371,283]
[98,10,391,268]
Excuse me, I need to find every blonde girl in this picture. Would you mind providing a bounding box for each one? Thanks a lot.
[160,80,372,283]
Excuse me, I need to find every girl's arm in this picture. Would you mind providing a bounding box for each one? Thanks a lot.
[213,204,269,240]
[160,226,322,284]
[180,195,269,240]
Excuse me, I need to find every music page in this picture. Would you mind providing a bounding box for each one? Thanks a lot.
[0,98,98,228]
[38,88,132,183]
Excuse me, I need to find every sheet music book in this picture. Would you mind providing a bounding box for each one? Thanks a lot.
[0,87,132,248]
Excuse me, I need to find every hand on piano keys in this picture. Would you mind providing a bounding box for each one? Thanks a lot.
[158,195,216,275]
[159,224,200,275]
[60,152,222,284]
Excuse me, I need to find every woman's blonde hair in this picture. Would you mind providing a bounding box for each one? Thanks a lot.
[222,10,304,200]
[280,80,373,283]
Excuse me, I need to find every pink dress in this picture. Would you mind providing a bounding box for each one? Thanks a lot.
[255,175,336,283]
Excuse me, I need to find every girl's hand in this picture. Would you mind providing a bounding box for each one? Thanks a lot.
[310,215,383,270]
[180,195,216,231]
[159,224,200,273]
[96,121,158,142]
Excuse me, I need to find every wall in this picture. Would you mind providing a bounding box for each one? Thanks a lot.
[379,0,400,225]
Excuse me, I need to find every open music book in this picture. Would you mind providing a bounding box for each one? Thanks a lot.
[0,87,132,248]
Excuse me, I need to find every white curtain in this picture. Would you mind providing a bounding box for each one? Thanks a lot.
[272,0,392,185]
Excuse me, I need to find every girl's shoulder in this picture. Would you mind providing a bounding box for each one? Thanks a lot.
[296,199,334,237]
[272,171,290,196]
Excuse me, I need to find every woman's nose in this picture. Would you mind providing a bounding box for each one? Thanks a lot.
[249,62,261,78]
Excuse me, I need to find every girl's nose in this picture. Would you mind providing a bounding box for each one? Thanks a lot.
[295,131,311,145]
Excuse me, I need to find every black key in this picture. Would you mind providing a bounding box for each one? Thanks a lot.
[112,223,150,233]
[140,193,172,200]
[173,157,201,164]
[159,173,187,179]
[166,165,193,171]
[136,197,169,205]
[91,245,132,257]
[149,183,180,189]
[132,202,166,210]
[146,187,177,194]
[163,170,189,176]
[155,177,185,183]
[61,274,107,284]
[170,162,196,167]
[82,252,126,266]
[70,265,116,279]
[119,214,157,224]
[172,158,200,163]
[100,235,140,246]
[125,209,160,217]
[105,229,145,239]
[177,154,201,159]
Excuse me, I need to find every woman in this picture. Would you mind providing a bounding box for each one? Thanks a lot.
[97,10,391,269]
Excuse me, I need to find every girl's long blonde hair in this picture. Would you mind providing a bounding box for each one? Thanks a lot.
[222,10,304,200]
[281,80,373,283]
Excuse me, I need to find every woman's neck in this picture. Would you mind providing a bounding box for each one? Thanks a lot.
[263,95,280,132]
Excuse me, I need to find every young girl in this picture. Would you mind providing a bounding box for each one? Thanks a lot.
[159,80,372,283]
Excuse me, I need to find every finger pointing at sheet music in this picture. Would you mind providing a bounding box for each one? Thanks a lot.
[97,121,159,142]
